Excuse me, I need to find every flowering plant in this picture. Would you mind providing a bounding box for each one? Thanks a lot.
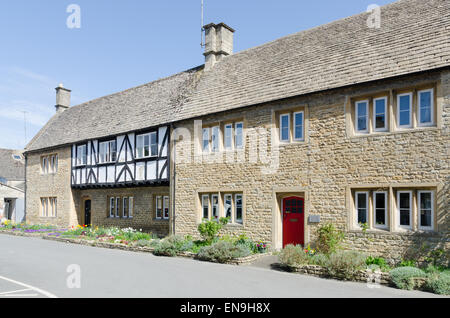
[256,241,267,253]
[304,245,316,256]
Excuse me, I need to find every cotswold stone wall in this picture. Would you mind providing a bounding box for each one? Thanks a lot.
[173,69,450,258]
[73,187,170,236]
[25,146,78,228]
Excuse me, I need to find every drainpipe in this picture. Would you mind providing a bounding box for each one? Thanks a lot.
[170,123,176,236]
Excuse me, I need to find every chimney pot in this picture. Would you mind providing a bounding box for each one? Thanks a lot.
[55,84,71,113]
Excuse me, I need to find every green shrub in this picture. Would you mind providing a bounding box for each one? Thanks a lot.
[309,253,329,267]
[316,223,345,255]
[324,250,367,280]
[426,272,450,295]
[278,245,309,266]
[197,218,229,243]
[398,259,417,268]
[366,256,391,272]
[197,241,251,263]
[390,267,427,290]
[153,236,190,257]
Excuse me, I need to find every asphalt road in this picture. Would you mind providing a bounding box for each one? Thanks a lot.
[0,234,441,298]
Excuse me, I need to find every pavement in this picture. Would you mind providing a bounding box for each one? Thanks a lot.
[0,234,443,298]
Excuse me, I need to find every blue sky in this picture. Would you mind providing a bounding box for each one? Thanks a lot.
[0,0,395,149]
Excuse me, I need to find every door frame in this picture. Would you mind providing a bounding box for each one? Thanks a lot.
[272,189,309,250]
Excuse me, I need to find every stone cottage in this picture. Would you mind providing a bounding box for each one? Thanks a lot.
[24,0,449,258]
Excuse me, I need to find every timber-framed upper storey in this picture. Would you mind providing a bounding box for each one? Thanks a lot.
[71,126,170,189]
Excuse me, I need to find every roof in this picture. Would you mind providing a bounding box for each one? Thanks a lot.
[26,0,450,153]
[0,149,25,181]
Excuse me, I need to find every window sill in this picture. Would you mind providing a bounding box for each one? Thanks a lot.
[349,126,439,139]
[153,218,169,222]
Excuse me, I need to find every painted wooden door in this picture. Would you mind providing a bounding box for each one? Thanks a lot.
[282,197,305,247]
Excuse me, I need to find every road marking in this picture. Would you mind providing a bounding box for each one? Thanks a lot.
[0,288,32,295]
[0,275,57,298]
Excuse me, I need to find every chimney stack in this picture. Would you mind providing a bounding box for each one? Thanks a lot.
[55,83,71,113]
[203,23,234,71]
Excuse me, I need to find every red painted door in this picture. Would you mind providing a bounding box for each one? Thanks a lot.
[282,197,304,247]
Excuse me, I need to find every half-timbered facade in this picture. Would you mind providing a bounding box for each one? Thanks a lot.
[24,0,449,259]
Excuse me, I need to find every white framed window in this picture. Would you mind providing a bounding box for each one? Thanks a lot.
[418,191,434,230]
[418,89,434,126]
[235,122,244,149]
[224,194,232,219]
[201,195,209,220]
[397,191,412,229]
[355,192,368,226]
[109,197,115,218]
[50,198,57,217]
[128,197,134,219]
[373,191,388,229]
[280,114,290,142]
[163,196,169,220]
[355,100,369,133]
[40,198,48,217]
[211,194,219,221]
[202,128,210,153]
[397,93,413,128]
[235,194,243,224]
[293,111,304,141]
[136,132,158,159]
[99,140,117,163]
[115,197,120,218]
[122,197,129,218]
[40,197,56,217]
[211,126,220,152]
[224,124,233,150]
[76,145,87,166]
[373,97,388,132]
[156,196,163,219]
[41,157,48,174]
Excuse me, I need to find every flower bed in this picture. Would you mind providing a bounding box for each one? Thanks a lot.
[0,221,269,266]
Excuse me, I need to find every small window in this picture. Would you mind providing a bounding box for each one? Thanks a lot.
[418,89,434,126]
[418,191,434,230]
[211,194,219,221]
[355,101,369,133]
[280,114,290,142]
[235,194,243,224]
[202,195,209,220]
[109,197,115,218]
[115,197,120,218]
[156,196,163,219]
[136,132,157,159]
[397,93,413,128]
[77,145,87,166]
[163,196,169,220]
[202,128,210,153]
[99,140,117,163]
[12,154,22,160]
[235,122,244,149]
[40,198,47,217]
[211,126,220,152]
[397,191,412,229]
[224,194,232,219]
[373,191,388,229]
[123,197,129,218]
[293,111,304,141]
[355,192,368,225]
[373,97,388,131]
[129,197,134,218]
[224,124,233,150]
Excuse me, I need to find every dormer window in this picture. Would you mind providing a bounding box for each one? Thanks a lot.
[136,132,157,159]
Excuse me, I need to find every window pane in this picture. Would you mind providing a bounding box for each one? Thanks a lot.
[123,198,129,218]
[136,136,144,158]
[202,128,209,152]
[399,192,411,226]
[235,195,243,224]
[356,193,367,224]
[357,102,367,131]
[420,192,432,227]
[212,195,219,221]
[99,142,107,163]
[294,112,303,140]
[163,196,169,219]
[202,195,209,219]
[115,198,120,217]
[129,197,134,218]
[211,127,219,152]
[235,123,243,148]
[224,195,232,219]
[375,193,386,226]
[144,135,150,157]
[151,133,158,156]
[224,125,232,149]
[110,141,117,162]
[419,91,432,124]
[280,115,289,141]
[399,95,411,126]
[375,99,386,129]
[156,196,162,219]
